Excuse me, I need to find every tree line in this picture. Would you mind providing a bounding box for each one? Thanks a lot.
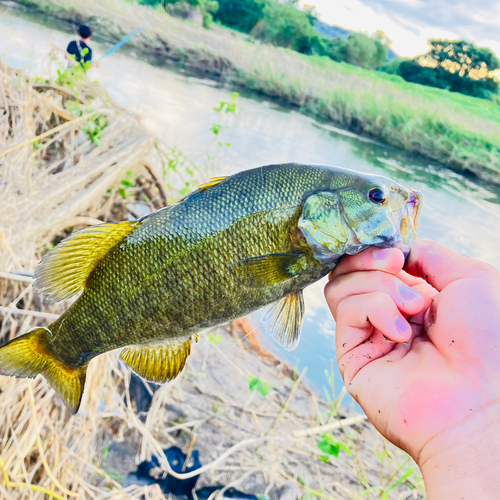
[139,0,500,100]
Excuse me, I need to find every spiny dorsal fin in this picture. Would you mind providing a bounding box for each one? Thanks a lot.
[196,176,228,192]
[177,176,228,203]
[230,253,303,287]
[264,290,304,351]
[34,221,139,302]
[119,337,192,384]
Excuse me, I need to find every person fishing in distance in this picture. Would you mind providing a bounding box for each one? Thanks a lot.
[66,25,99,68]
[66,26,142,70]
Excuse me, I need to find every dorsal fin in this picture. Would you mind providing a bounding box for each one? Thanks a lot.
[34,221,139,302]
[196,176,228,192]
[177,177,227,203]
[177,176,228,203]
[119,337,192,384]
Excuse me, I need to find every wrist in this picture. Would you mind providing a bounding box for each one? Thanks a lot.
[418,402,500,500]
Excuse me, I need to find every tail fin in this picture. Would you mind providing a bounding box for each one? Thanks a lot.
[0,328,87,414]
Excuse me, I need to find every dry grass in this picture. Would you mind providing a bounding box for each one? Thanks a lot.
[0,52,178,338]
[0,61,156,267]
[0,60,176,498]
[0,62,425,499]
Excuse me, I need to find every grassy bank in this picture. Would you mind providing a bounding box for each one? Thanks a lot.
[9,0,500,184]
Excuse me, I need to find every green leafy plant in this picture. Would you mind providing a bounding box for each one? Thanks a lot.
[248,375,270,397]
[207,332,222,345]
[82,115,108,146]
[118,170,136,199]
[317,433,351,461]
[65,100,83,117]
[206,92,238,166]
[379,468,414,500]
[55,56,92,90]
[213,92,239,114]
[209,123,223,136]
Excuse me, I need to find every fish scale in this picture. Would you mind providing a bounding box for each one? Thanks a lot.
[0,163,422,412]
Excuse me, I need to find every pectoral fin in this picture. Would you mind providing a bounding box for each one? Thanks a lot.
[119,338,192,384]
[231,253,303,287]
[264,290,304,351]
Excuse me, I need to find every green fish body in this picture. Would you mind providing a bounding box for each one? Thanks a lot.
[0,163,422,412]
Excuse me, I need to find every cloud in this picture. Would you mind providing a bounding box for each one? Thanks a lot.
[307,0,500,57]
[362,0,500,40]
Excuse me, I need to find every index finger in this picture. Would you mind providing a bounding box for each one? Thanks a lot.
[405,239,500,292]
[329,247,405,281]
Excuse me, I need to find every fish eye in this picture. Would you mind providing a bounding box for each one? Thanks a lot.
[368,188,386,204]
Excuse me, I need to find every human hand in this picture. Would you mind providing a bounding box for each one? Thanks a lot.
[325,240,500,498]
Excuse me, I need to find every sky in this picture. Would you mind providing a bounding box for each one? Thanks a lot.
[301,0,500,58]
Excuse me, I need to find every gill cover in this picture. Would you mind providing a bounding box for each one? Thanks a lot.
[297,192,351,264]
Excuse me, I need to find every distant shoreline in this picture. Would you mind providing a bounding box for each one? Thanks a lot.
[9,0,500,185]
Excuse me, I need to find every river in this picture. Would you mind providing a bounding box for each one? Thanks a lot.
[2,1,500,403]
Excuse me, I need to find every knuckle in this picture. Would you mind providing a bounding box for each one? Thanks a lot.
[476,261,500,280]
[335,297,352,319]
[324,273,349,301]
[367,269,392,284]
[370,291,391,309]
[323,280,337,304]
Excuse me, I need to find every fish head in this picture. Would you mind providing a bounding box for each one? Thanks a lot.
[298,170,423,264]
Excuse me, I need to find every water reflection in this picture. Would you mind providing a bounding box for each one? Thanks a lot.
[2,2,500,401]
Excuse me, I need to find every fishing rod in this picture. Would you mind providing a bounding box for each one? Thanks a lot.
[98,27,143,62]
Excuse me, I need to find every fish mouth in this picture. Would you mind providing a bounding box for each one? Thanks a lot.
[393,189,423,256]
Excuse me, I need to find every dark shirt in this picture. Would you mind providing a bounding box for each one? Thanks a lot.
[66,40,92,64]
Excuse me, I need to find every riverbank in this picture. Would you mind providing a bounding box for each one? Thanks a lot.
[9,0,500,184]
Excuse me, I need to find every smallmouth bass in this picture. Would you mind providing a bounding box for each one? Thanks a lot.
[0,163,422,412]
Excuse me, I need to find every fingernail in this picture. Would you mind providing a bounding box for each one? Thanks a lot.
[399,285,421,302]
[395,316,411,336]
[372,248,393,260]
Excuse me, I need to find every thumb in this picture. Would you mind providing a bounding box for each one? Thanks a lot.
[405,239,498,292]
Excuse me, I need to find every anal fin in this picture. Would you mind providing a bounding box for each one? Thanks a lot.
[119,338,192,384]
[264,290,304,351]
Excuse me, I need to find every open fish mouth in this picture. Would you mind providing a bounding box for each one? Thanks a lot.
[407,189,422,229]
[393,188,423,256]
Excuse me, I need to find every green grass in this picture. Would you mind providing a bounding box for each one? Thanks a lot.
[12,0,500,183]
